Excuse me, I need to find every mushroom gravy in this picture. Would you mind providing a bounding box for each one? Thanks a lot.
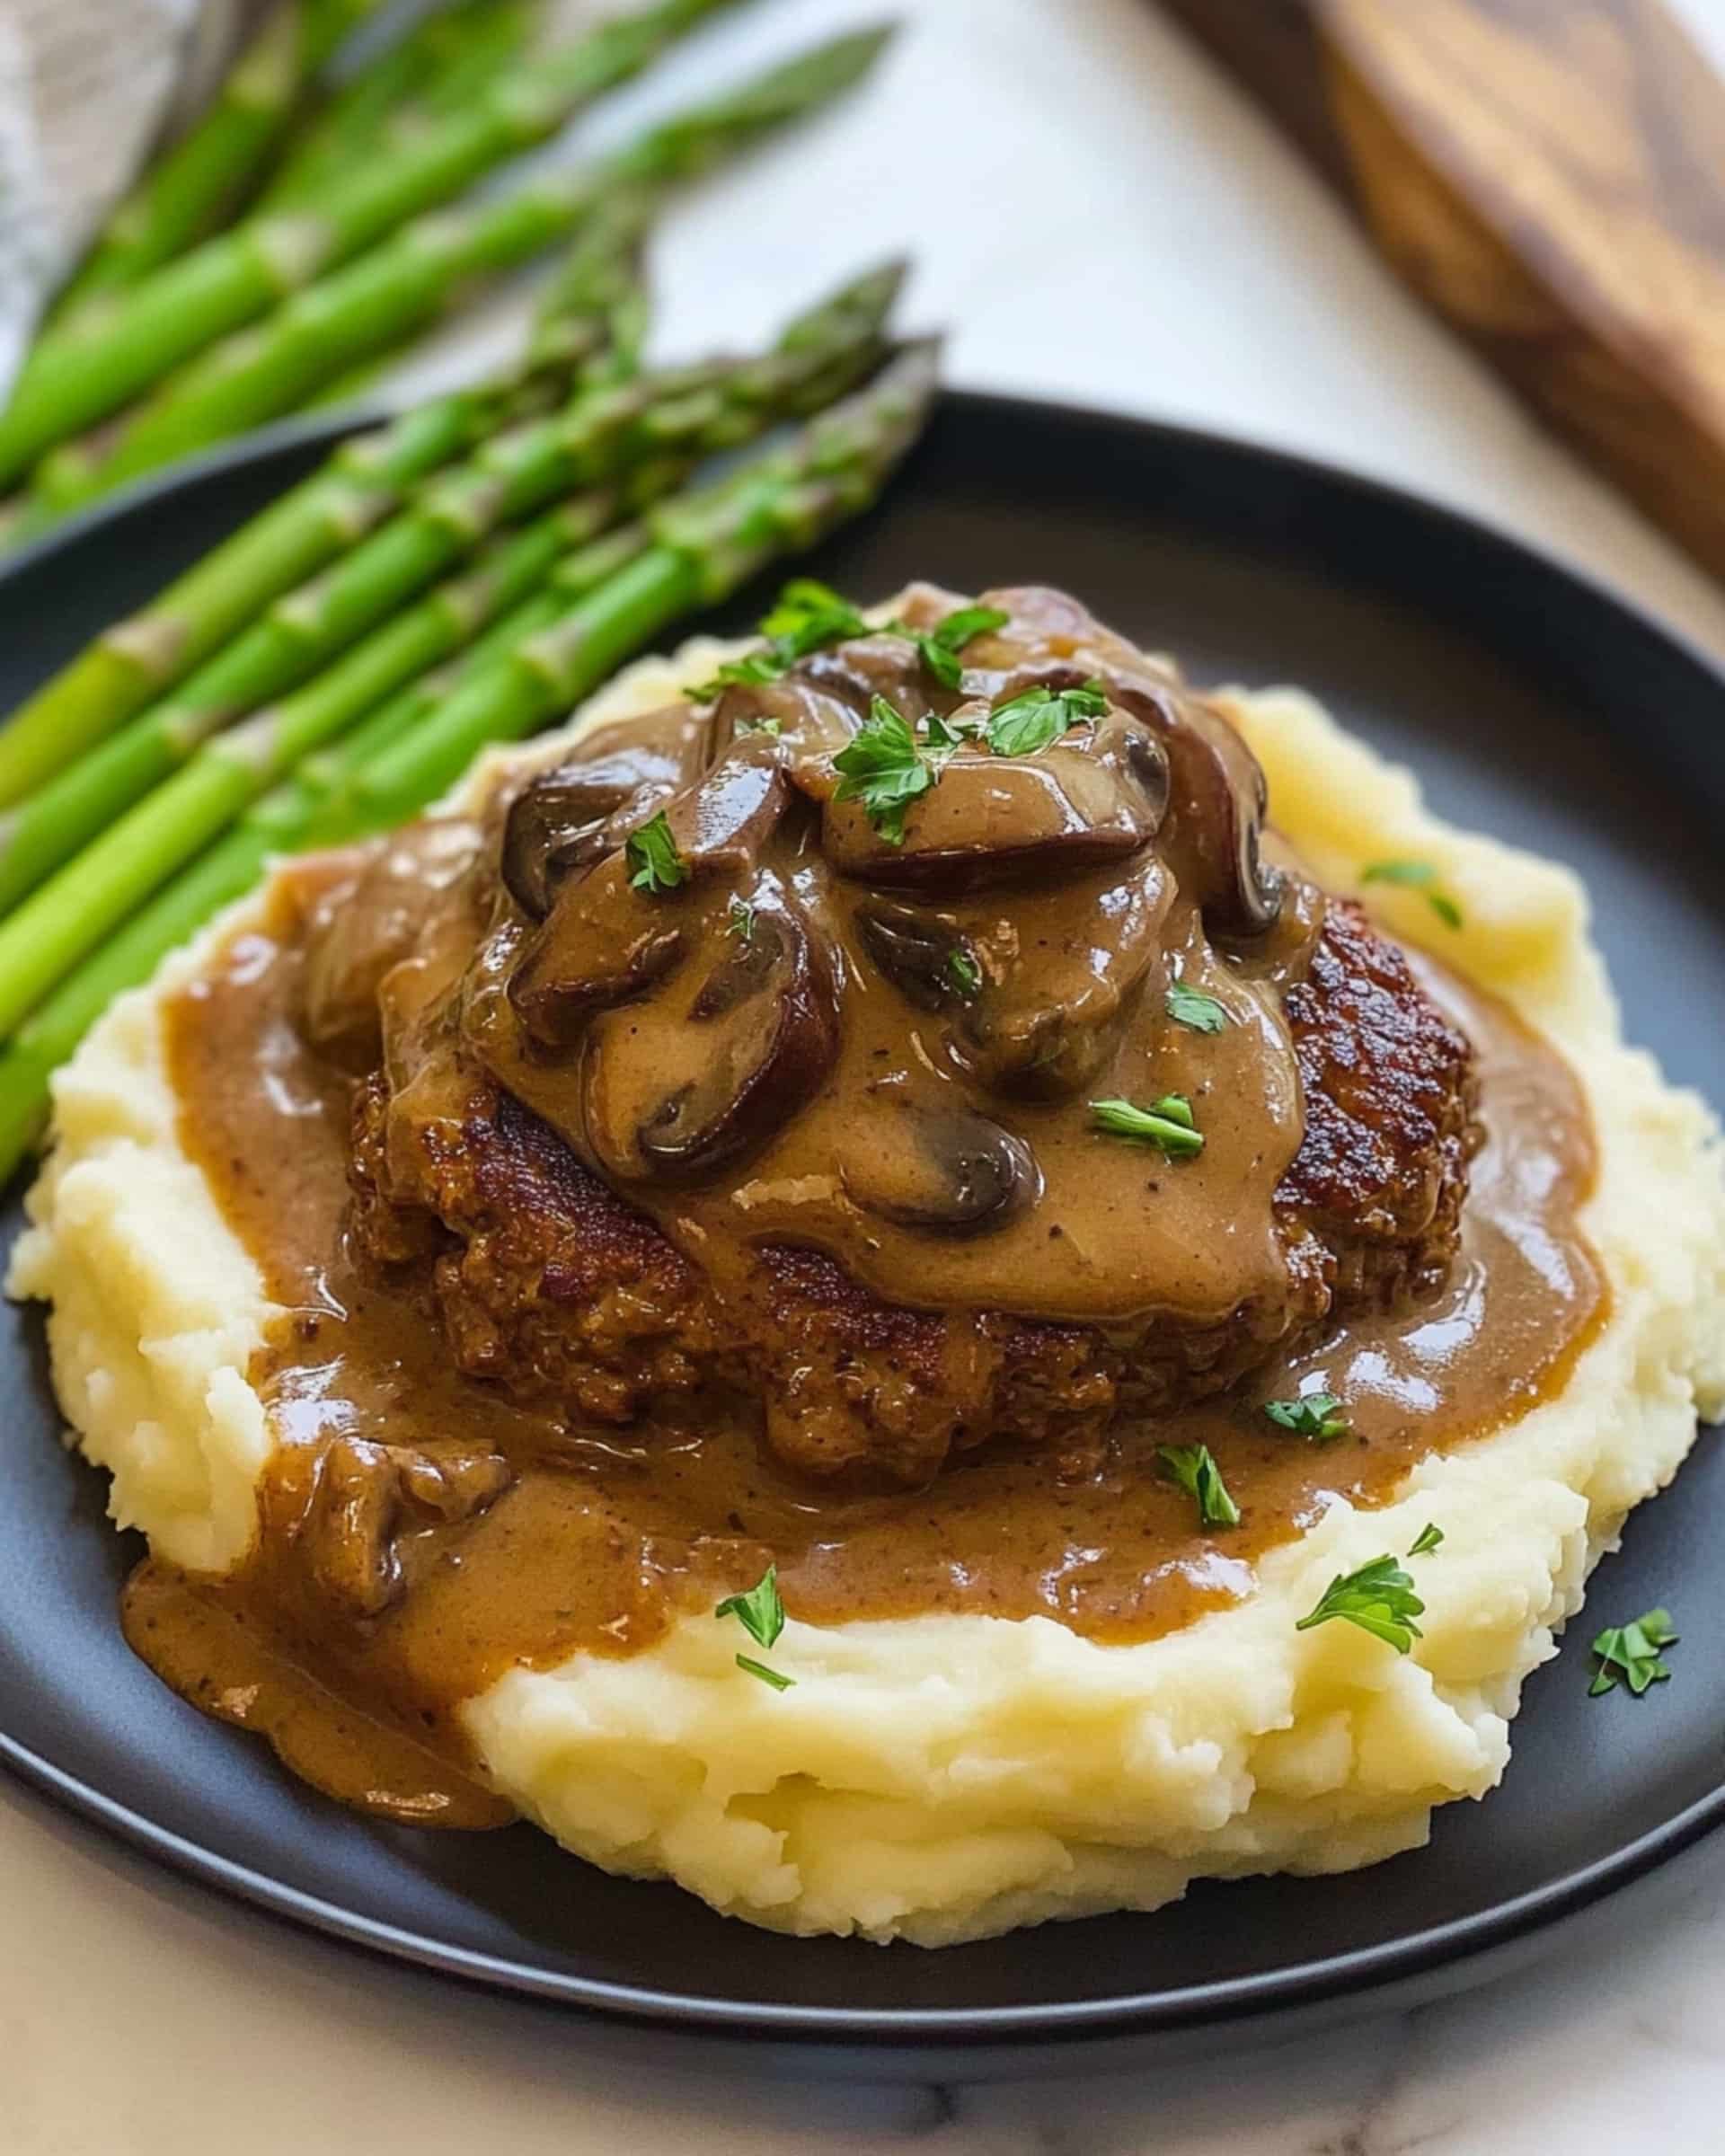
[128,676,1605,1833]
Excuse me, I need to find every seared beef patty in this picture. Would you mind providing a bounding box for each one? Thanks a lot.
[348,895,1474,1481]
[327,581,1479,1484]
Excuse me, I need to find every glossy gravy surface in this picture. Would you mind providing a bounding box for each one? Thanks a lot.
[126,878,1606,1827]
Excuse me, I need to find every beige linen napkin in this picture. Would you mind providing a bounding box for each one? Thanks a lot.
[0,0,243,385]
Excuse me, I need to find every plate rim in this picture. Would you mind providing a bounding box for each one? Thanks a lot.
[4,384,1723,2048]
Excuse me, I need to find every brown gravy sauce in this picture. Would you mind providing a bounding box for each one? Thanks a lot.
[126,879,1606,1828]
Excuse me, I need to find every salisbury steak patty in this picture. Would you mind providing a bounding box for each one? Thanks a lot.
[335,584,1481,1485]
[348,896,1475,1483]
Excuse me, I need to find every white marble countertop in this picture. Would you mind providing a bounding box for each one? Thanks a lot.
[7,1,1725,2149]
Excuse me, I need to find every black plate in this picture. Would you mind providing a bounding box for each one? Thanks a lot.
[2,393,1722,2078]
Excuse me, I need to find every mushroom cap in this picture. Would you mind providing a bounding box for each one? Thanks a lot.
[581,870,840,1185]
[839,1093,1042,1235]
[814,718,1169,895]
[500,702,711,921]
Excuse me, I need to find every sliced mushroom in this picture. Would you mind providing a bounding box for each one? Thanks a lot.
[296,1436,513,1621]
[841,1100,1040,1235]
[949,590,1282,936]
[1103,674,1283,936]
[821,724,1167,895]
[301,817,482,1064]
[581,871,839,1183]
[954,853,1174,1099]
[677,751,788,870]
[508,853,686,1049]
[502,769,645,922]
[854,898,973,1012]
[717,665,877,764]
[505,747,792,1053]
[500,703,710,921]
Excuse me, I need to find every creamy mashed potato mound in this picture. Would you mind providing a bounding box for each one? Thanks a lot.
[13,642,1725,1947]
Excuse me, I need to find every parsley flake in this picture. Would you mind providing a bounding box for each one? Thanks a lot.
[1165,981,1229,1034]
[715,1565,786,1650]
[687,655,775,702]
[1588,1607,1678,1697]
[1157,1443,1242,1528]
[832,695,937,844]
[921,705,980,752]
[735,714,783,738]
[986,680,1109,757]
[735,1654,796,1692]
[1426,891,1464,930]
[1408,1522,1445,1558]
[685,579,867,702]
[1296,1556,1425,1654]
[626,810,687,895]
[1089,1095,1205,1158]
[1361,857,1463,931]
[947,949,982,998]
[1264,1392,1349,1441]
[759,577,869,657]
[897,603,1011,692]
[728,897,756,944]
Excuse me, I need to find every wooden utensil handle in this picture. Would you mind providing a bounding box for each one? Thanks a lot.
[1158,0,1725,582]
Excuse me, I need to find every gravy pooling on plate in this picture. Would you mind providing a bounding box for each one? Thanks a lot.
[132,586,1605,1827]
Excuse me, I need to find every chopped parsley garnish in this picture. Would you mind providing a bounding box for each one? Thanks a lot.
[1157,1443,1241,1528]
[1165,981,1228,1034]
[947,949,982,998]
[1089,1095,1205,1158]
[625,810,687,895]
[986,679,1109,758]
[686,578,867,702]
[897,603,1010,692]
[1408,1522,1445,1558]
[735,714,783,738]
[728,897,756,944]
[1426,891,1464,931]
[1588,1607,1678,1697]
[715,1564,787,1648]
[832,694,938,844]
[1361,857,1463,931]
[686,652,782,702]
[922,705,981,751]
[759,577,869,656]
[1263,1392,1349,1441]
[735,1654,796,1692]
[1296,1556,1425,1654]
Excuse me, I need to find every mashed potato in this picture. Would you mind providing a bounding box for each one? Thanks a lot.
[13,646,1725,1947]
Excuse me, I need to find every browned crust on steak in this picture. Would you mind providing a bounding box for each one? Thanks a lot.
[1278,899,1477,1311]
[348,901,1480,1485]
[353,1080,720,1426]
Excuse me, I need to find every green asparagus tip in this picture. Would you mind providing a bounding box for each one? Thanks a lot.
[710,22,897,120]
[847,258,915,319]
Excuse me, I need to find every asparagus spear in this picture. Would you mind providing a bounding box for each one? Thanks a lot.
[261,3,542,215]
[0,376,556,805]
[42,28,891,518]
[48,0,390,328]
[65,171,615,507]
[15,172,607,534]
[0,491,637,1026]
[350,339,940,822]
[0,0,740,485]
[10,181,653,555]
[0,264,898,913]
[304,181,655,416]
[0,526,643,1182]
[523,186,658,389]
[0,347,937,1176]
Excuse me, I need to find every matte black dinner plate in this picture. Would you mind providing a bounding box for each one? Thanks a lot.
[1,393,1722,2079]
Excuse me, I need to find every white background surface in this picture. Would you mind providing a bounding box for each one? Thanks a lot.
[7,2,1725,2149]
